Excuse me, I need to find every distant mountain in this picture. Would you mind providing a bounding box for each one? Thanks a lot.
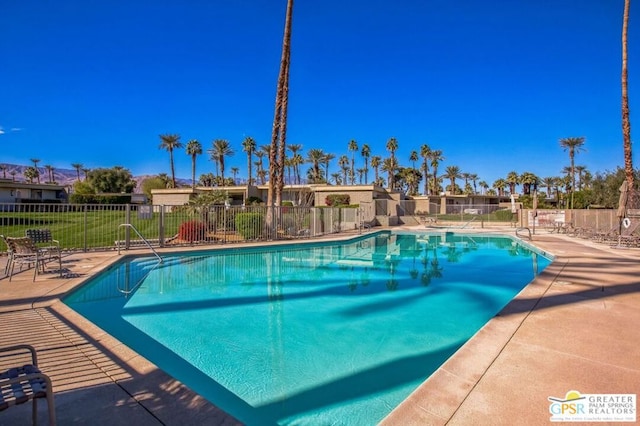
[0,163,191,192]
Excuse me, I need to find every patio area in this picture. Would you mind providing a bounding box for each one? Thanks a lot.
[1,227,638,425]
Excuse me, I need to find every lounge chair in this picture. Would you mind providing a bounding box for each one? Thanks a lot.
[1,236,62,282]
[0,344,56,425]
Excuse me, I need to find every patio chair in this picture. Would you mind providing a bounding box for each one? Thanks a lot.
[2,236,61,282]
[25,229,61,262]
[0,344,56,425]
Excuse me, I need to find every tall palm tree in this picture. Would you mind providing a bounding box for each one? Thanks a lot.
[360,144,371,184]
[186,140,203,190]
[322,152,335,182]
[287,143,303,184]
[267,0,294,208]
[429,149,444,196]
[420,144,431,195]
[409,150,418,170]
[478,180,489,195]
[159,134,183,188]
[44,165,54,183]
[71,163,83,182]
[82,168,90,181]
[231,167,239,184]
[30,158,41,183]
[559,136,586,209]
[386,137,398,190]
[338,155,349,184]
[9,170,16,182]
[382,157,397,190]
[0,164,6,179]
[209,139,234,184]
[306,149,325,184]
[444,166,460,195]
[254,151,265,184]
[330,172,342,185]
[242,136,257,186]
[371,155,382,185]
[470,173,478,194]
[621,0,633,188]
[574,165,586,190]
[348,139,358,184]
[542,176,556,198]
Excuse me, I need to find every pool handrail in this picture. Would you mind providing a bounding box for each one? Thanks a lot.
[117,223,163,262]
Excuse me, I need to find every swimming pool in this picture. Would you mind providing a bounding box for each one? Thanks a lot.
[64,231,551,425]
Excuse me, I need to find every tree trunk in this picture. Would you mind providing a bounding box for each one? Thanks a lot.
[622,0,634,189]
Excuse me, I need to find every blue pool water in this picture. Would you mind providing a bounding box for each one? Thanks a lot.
[64,232,551,425]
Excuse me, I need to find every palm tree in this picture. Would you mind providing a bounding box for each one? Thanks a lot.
[348,139,358,184]
[9,170,16,182]
[478,180,489,195]
[622,0,633,188]
[574,165,586,190]
[44,165,54,183]
[30,158,41,183]
[82,168,90,181]
[429,149,444,196]
[330,172,342,185]
[231,167,240,184]
[382,157,397,190]
[287,143,303,184]
[306,149,325,184]
[0,164,6,179]
[71,163,83,181]
[444,166,460,194]
[420,144,431,195]
[542,176,556,198]
[186,139,203,190]
[360,144,371,184]
[386,137,398,190]
[255,151,265,184]
[159,134,183,188]
[519,171,538,195]
[338,155,349,184]
[370,155,382,186]
[493,178,507,197]
[242,136,257,185]
[559,136,586,209]
[209,139,234,185]
[322,152,335,182]
[267,0,294,208]
[506,171,520,195]
[409,150,419,170]
[24,166,38,183]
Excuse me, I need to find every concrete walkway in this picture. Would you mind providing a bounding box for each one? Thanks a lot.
[1,230,638,425]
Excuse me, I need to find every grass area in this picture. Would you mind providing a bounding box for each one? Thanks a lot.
[0,209,186,251]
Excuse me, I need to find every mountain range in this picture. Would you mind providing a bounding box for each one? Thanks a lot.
[0,163,192,192]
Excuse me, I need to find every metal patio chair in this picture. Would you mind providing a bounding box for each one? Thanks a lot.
[0,344,56,425]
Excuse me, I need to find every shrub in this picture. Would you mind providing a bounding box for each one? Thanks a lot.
[494,209,515,221]
[178,220,207,242]
[325,194,350,206]
[246,196,263,205]
[235,212,264,240]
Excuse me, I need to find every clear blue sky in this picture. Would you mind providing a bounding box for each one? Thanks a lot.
[1,0,638,188]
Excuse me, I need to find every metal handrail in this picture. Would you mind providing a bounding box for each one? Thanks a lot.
[117,224,163,262]
[515,227,532,240]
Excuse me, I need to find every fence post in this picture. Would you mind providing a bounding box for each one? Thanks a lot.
[83,204,88,252]
[159,205,165,247]
[125,204,131,249]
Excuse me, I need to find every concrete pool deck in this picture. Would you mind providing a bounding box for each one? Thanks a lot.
[1,228,638,425]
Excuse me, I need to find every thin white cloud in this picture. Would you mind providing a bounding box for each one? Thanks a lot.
[10,128,22,132]
[0,127,5,135]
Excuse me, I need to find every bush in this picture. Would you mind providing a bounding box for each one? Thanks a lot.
[235,212,264,240]
[178,220,207,242]
[494,209,515,221]
[325,194,350,206]
[246,196,263,205]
